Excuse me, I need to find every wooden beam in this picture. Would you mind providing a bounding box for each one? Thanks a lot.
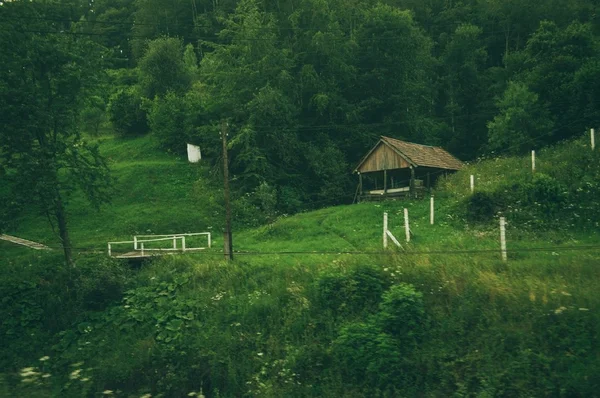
[383,169,387,194]
[410,167,415,197]
[358,173,363,196]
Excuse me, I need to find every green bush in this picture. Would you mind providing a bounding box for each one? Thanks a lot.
[332,322,404,389]
[233,182,278,227]
[107,88,148,136]
[465,191,503,223]
[80,95,107,136]
[71,257,132,311]
[315,264,389,317]
[520,173,567,216]
[376,283,425,340]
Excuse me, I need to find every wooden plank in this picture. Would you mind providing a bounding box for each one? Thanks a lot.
[358,173,363,196]
[358,142,411,173]
[386,230,403,248]
[410,167,415,197]
[383,169,387,193]
[500,217,507,261]
[0,234,51,250]
[404,208,410,243]
[383,212,388,249]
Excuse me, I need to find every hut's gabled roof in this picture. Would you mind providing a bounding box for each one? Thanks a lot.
[355,136,463,172]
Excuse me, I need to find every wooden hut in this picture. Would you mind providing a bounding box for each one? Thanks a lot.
[354,136,463,200]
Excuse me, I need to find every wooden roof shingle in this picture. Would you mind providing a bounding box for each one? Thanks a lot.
[355,136,463,172]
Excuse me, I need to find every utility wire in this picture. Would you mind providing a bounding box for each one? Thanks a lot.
[27,246,600,258]
[0,14,535,33]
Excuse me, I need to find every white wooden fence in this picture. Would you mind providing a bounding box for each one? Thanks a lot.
[108,232,211,258]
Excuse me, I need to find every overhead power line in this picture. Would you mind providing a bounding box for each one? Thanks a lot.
[0,14,521,33]
[28,243,600,256]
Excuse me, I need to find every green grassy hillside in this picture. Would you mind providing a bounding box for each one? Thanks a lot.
[2,134,600,397]
[5,134,223,254]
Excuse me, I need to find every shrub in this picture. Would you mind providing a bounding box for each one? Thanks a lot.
[465,191,502,223]
[107,88,148,136]
[315,264,389,317]
[80,96,107,136]
[72,257,132,311]
[332,322,404,388]
[376,283,425,340]
[520,173,567,216]
[232,182,278,227]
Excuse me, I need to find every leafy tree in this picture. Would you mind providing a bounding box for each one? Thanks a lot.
[77,0,137,67]
[0,2,112,265]
[107,87,149,135]
[138,37,192,99]
[183,43,199,77]
[81,96,108,136]
[439,24,491,158]
[148,89,203,153]
[353,4,435,143]
[200,0,300,193]
[487,81,553,154]
[520,21,600,142]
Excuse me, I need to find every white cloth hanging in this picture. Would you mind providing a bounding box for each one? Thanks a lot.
[187,144,201,163]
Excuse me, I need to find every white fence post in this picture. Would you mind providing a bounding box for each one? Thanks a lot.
[173,237,177,249]
[430,196,434,225]
[383,212,388,249]
[532,150,536,173]
[500,217,507,262]
[182,236,186,252]
[134,236,137,250]
[108,243,111,257]
[592,128,596,151]
[141,243,145,256]
[207,233,211,248]
[404,208,410,243]
[470,175,474,193]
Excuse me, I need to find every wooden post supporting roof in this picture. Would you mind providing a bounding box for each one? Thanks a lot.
[427,172,431,193]
[383,169,388,194]
[358,173,363,196]
[410,167,415,197]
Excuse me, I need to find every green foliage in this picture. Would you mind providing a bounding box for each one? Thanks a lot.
[148,92,191,153]
[0,1,112,264]
[521,172,567,216]
[107,87,149,136]
[232,182,278,227]
[376,283,425,339]
[487,81,554,154]
[138,37,191,99]
[4,0,600,395]
[465,191,503,223]
[80,96,108,136]
[332,322,405,389]
[331,283,425,393]
[0,256,130,372]
[315,264,389,317]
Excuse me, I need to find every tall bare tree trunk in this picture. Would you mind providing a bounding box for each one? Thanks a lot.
[55,195,73,266]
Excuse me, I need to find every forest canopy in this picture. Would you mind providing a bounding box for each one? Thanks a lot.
[1,0,599,211]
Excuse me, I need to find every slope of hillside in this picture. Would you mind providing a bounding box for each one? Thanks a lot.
[3,134,223,255]
[2,134,600,397]
[4,134,599,260]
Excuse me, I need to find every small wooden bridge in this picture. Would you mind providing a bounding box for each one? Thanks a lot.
[108,233,211,259]
[0,234,52,250]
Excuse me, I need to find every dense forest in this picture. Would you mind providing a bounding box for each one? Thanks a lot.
[2,0,599,218]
